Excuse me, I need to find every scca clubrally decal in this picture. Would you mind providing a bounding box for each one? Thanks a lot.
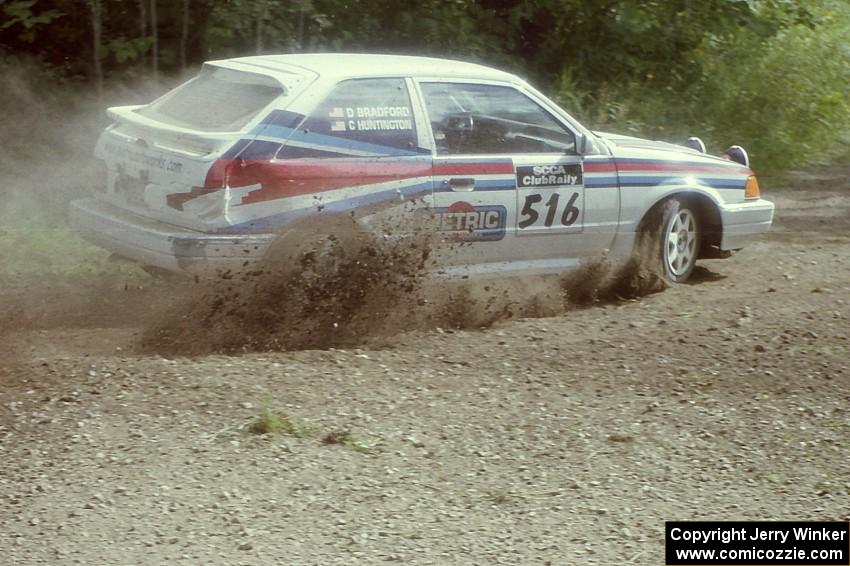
[516,164,583,188]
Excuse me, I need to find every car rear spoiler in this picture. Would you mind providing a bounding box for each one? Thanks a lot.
[106,105,238,157]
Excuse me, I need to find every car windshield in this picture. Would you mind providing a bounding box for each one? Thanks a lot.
[136,66,284,132]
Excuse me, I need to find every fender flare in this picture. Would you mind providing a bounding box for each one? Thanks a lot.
[634,186,724,255]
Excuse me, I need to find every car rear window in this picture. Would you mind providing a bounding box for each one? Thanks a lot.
[136,66,284,132]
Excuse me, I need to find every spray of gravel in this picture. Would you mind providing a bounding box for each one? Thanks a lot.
[139,225,667,355]
[561,251,668,308]
[138,228,436,355]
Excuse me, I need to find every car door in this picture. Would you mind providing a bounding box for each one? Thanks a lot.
[415,80,619,274]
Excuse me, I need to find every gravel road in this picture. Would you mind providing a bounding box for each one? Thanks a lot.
[1,172,848,565]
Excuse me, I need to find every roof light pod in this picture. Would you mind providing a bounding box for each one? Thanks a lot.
[723,145,750,168]
[684,136,706,153]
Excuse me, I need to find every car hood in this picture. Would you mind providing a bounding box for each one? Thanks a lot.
[594,131,694,152]
[592,130,754,195]
[593,130,738,167]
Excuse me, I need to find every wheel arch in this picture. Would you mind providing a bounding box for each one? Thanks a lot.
[635,189,723,258]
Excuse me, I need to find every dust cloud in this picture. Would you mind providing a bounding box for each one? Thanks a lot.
[0,57,186,331]
[0,57,168,218]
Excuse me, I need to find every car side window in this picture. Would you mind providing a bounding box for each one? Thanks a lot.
[419,82,575,155]
[277,78,419,158]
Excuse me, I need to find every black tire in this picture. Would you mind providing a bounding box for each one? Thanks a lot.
[659,197,700,283]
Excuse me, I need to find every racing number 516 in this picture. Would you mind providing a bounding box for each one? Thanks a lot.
[518,191,580,229]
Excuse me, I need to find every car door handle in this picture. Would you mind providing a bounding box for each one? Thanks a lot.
[447,177,475,191]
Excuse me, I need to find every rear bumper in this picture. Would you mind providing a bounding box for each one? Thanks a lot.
[719,198,775,250]
[70,198,275,272]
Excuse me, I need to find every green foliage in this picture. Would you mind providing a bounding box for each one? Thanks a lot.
[246,407,314,437]
[105,36,153,64]
[206,0,329,56]
[1,1,64,43]
[311,0,499,57]
[0,218,143,285]
[556,0,850,173]
[694,7,850,171]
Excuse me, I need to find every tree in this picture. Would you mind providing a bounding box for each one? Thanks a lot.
[88,0,103,96]
[255,0,268,54]
[150,0,158,83]
[180,0,189,71]
[138,0,147,69]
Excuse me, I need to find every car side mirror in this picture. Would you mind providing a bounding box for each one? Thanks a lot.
[575,133,590,155]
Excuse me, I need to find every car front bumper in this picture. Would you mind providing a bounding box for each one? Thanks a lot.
[719,198,775,250]
[70,198,276,272]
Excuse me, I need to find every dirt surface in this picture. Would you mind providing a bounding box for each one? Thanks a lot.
[1,172,849,565]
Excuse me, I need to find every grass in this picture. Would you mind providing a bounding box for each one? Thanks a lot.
[246,407,315,438]
[0,216,145,285]
[242,405,383,451]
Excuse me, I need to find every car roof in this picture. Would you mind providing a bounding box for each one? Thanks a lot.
[216,53,521,83]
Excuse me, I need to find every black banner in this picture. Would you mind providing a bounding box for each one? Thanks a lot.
[666,521,849,565]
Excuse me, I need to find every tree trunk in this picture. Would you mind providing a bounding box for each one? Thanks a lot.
[138,0,147,71]
[180,0,190,72]
[255,1,268,54]
[297,5,305,52]
[191,0,211,67]
[90,0,103,98]
[150,0,159,85]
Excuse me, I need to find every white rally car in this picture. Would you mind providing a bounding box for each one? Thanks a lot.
[71,53,774,283]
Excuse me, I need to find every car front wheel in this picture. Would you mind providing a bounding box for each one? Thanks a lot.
[660,198,700,283]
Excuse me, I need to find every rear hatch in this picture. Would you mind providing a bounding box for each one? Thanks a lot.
[94,62,314,232]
